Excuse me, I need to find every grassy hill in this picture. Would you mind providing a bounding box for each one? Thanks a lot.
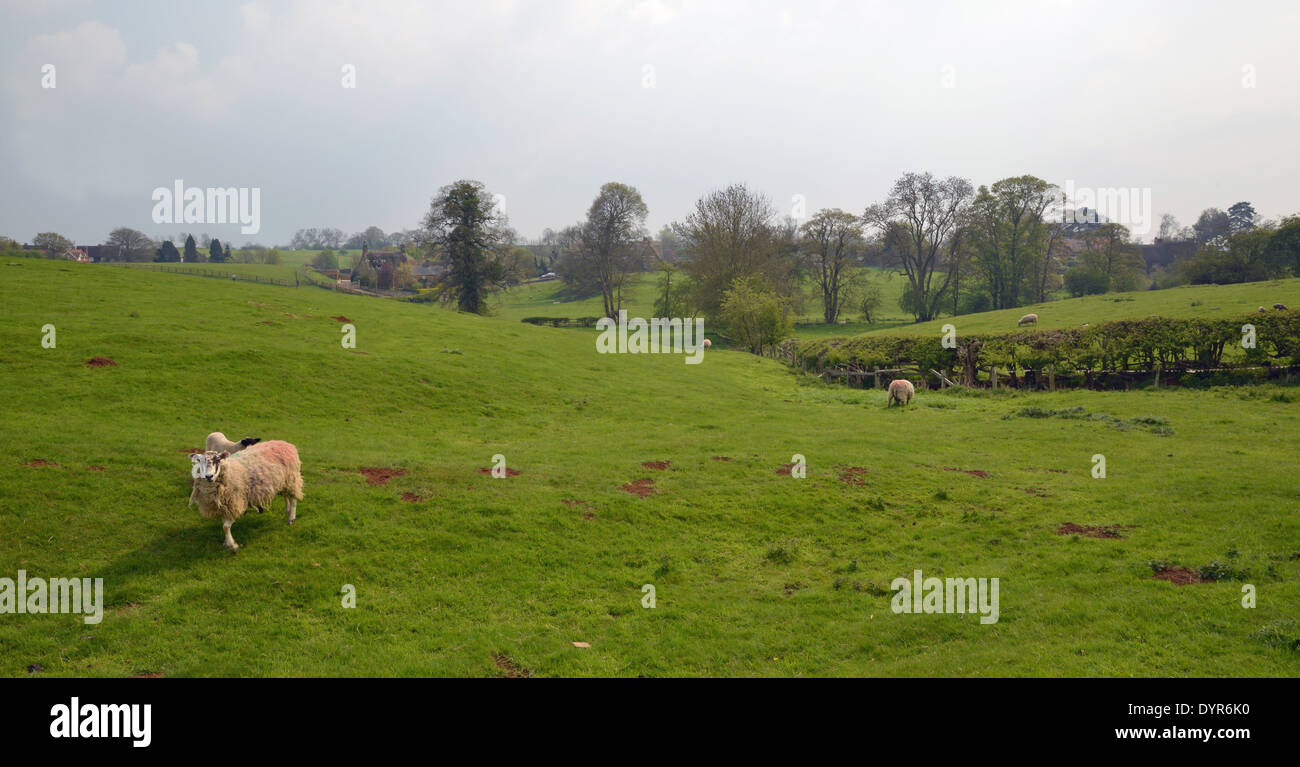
[1,258,1298,677]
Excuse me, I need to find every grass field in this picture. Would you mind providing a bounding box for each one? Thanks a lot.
[1,258,1298,677]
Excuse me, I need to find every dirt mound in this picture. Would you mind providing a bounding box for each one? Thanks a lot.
[641,461,671,470]
[1057,523,1132,539]
[400,492,421,503]
[943,467,990,478]
[477,467,521,477]
[358,467,407,485]
[710,456,732,462]
[23,459,61,468]
[492,653,532,678]
[85,357,117,367]
[776,463,795,475]
[1153,566,1211,585]
[330,315,352,323]
[621,479,657,497]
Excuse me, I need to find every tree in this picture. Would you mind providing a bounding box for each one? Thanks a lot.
[1064,266,1110,297]
[800,208,864,323]
[1227,201,1258,233]
[33,232,73,257]
[653,259,690,318]
[1193,208,1231,244]
[580,182,649,319]
[209,238,227,263]
[864,172,973,321]
[311,250,339,270]
[856,282,883,323]
[419,179,504,314]
[107,227,154,261]
[719,275,793,356]
[673,183,791,318]
[966,175,1057,310]
[1266,215,1300,276]
[1080,223,1145,291]
[184,234,199,263]
[155,240,181,262]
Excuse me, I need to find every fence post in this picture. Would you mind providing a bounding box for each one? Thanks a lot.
[873,366,880,389]
[1048,364,1055,391]
[991,366,998,389]
[1153,362,1161,390]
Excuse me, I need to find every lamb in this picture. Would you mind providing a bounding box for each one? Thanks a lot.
[189,440,303,552]
[887,378,915,407]
[1275,303,1289,311]
[188,432,261,508]
[1017,313,1038,326]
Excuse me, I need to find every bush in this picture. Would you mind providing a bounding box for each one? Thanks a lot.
[1064,267,1109,297]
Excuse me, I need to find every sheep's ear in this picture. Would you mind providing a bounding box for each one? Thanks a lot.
[241,438,261,447]
[190,453,202,463]
[218,451,230,460]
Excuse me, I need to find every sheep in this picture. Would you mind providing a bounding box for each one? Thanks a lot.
[188,432,261,508]
[1017,313,1038,326]
[702,338,712,348]
[189,440,303,552]
[1259,306,1267,313]
[206,431,261,453]
[887,378,915,407]
[1275,303,1289,311]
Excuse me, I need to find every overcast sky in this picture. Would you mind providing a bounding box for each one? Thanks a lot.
[2,0,1298,247]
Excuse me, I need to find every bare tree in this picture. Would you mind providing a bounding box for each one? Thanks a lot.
[800,208,864,323]
[864,172,973,321]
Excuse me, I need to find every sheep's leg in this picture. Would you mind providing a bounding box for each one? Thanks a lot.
[222,520,239,552]
[286,497,297,526]
[188,483,198,508]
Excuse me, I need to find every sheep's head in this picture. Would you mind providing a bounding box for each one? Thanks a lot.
[190,451,230,482]
[239,437,261,448]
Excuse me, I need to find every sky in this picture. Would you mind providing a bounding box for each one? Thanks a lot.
[2,0,1298,247]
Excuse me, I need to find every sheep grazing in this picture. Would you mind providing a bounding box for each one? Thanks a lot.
[887,378,915,407]
[1259,306,1267,313]
[702,338,712,349]
[205,431,261,453]
[1275,303,1289,311]
[1017,313,1038,326]
[189,440,303,552]
[188,432,262,508]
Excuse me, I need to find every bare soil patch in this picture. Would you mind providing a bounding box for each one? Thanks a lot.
[1057,523,1133,539]
[22,459,61,468]
[776,463,794,475]
[85,357,117,367]
[331,315,352,323]
[492,653,533,678]
[621,479,657,497]
[710,456,732,462]
[1153,566,1212,585]
[477,467,521,477]
[838,466,869,485]
[400,492,421,503]
[358,467,407,485]
[641,461,671,470]
[87,465,106,472]
[943,467,990,478]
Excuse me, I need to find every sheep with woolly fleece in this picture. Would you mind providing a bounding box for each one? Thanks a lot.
[1275,303,1289,311]
[188,432,261,508]
[189,440,303,552]
[702,338,712,349]
[1259,306,1268,313]
[1017,313,1038,326]
[887,378,915,407]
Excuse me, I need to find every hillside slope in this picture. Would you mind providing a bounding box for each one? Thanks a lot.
[0,259,1297,677]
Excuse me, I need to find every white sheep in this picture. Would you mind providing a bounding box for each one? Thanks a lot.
[1259,306,1267,313]
[188,432,261,508]
[1017,313,1038,326]
[702,338,712,348]
[189,440,303,552]
[887,378,915,407]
